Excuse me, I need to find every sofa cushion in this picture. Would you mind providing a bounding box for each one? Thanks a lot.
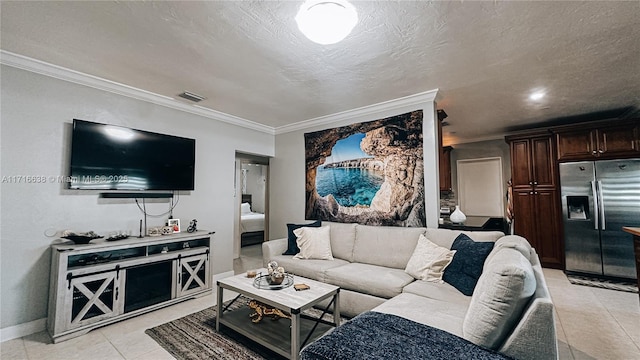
[402,280,472,306]
[424,228,503,249]
[267,254,349,282]
[443,234,494,296]
[405,234,456,282]
[353,225,426,269]
[326,222,357,262]
[283,220,321,255]
[293,226,334,260]
[373,293,467,337]
[324,263,415,299]
[463,248,536,350]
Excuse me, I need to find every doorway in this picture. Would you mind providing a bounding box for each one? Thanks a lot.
[234,152,270,259]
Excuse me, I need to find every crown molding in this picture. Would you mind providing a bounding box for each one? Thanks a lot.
[274,89,440,135]
[0,51,443,138]
[0,50,275,135]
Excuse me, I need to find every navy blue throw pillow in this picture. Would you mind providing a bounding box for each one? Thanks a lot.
[443,233,494,296]
[282,220,322,255]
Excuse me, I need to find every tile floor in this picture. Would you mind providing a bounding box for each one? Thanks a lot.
[2,244,639,360]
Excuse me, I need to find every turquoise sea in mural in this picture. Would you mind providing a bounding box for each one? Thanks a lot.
[316,167,384,206]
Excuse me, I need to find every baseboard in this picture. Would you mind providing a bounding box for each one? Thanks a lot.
[1,317,47,342]
[1,272,235,343]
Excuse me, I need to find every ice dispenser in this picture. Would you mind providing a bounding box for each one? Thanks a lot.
[566,196,589,220]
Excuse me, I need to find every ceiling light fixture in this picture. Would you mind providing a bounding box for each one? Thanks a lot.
[295,0,358,45]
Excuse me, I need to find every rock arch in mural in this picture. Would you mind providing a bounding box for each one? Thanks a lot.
[304,110,425,227]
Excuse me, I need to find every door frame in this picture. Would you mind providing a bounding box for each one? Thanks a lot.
[234,152,270,259]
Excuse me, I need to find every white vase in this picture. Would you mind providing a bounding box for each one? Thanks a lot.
[450,205,466,223]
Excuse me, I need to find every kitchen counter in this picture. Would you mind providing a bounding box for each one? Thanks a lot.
[439,216,506,232]
[623,227,640,237]
[623,227,640,302]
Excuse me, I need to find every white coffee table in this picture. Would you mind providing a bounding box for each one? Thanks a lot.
[216,269,340,360]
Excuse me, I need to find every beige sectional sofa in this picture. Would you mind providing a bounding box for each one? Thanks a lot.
[262,221,558,360]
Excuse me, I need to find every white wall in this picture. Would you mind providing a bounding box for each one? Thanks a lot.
[269,93,440,240]
[0,65,274,332]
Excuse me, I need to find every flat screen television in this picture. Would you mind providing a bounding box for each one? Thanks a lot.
[69,119,195,191]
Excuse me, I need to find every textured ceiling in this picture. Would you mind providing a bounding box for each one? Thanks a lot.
[2,1,639,144]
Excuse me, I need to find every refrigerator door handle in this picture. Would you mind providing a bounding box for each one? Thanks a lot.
[591,180,599,230]
[598,180,605,230]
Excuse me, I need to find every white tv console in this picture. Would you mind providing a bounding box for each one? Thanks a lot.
[47,231,212,343]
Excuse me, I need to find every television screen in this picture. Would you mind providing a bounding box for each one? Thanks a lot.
[69,119,195,191]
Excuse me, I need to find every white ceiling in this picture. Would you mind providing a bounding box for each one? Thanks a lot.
[2,1,639,144]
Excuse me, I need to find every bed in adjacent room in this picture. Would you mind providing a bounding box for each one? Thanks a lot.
[240,194,265,247]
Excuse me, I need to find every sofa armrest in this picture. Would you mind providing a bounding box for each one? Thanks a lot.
[262,238,288,267]
[498,249,558,360]
[499,296,557,360]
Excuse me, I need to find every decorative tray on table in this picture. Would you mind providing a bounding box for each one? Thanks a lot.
[252,273,294,290]
[61,230,103,244]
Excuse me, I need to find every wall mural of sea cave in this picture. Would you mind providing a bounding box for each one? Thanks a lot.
[304,110,425,227]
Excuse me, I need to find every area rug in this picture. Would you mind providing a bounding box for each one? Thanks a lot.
[145,296,345,360]
[567,274,638,294]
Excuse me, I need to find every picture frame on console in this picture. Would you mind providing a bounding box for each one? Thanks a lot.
[168,219,181,233]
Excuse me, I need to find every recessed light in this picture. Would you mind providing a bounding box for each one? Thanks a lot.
[529,90,546,101]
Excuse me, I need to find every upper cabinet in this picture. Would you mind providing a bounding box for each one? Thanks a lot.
[440,146,453,192]
[553,119,640,161]
[437,109,453,192]
[505,131,556,190]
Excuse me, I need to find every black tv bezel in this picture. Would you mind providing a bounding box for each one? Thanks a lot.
[68,119,196,191]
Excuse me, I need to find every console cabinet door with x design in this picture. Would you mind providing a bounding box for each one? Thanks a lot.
[176,253,210,297]
[64,270,124,330]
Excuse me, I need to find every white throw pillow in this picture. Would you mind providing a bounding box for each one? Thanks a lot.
[405,234,456,282]
[240,202,251,214]
[293,226,334,260]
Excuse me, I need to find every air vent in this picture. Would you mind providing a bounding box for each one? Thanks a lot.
[177,91,206,103]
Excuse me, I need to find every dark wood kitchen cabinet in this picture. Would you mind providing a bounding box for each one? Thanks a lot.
[506,131,563,268]
[512,188,563,267]
[439,146,453,192]
[509,133,556,190]
[622,227,640,302]
[553,119,640,161]
[437,109,453,192]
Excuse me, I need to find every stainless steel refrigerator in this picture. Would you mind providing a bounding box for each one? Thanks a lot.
[560,159,640,280]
